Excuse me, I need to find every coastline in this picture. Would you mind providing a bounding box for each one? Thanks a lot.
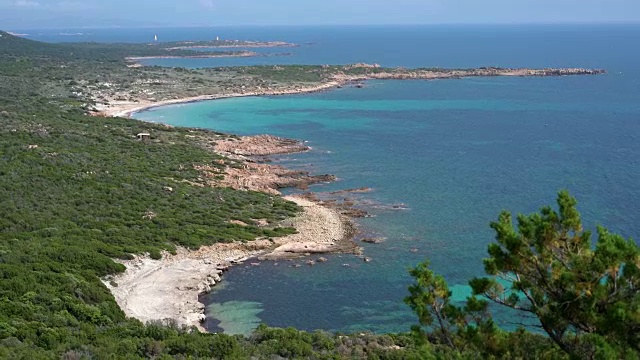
[98,81,341,118]
[96,66,604,119]
[165,41,297,50]
[103,109,357,332]
[125,51,258,61]
[99,65,605,334]
[103,195,356,332]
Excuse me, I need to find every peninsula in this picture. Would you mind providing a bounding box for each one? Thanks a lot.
[164,39,298,49]
[91,64,604,118]
[122,39,298,64]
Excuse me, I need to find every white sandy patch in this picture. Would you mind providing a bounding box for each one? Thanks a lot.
[264,196,349,258]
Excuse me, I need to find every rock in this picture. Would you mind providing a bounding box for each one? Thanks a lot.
[361,237,385,244]
[306,260,315,266]
[253,219,269,227]
[216,262,231,271]
[229,220,249,226]
[341,208,369,218]
[195,161,336,196]
[328,187,373,195]
[317,257,328,263]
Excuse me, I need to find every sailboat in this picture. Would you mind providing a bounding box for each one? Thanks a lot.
[154,35,158,42]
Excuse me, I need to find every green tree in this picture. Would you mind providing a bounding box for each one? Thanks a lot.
[470,191,640,358]
[404,261,498,354]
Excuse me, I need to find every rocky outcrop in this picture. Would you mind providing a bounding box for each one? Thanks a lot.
[214,134,310,156]
[195,162,335,195]
[344,63,381,70]
[361,237,386,244]
[332,67,605,83]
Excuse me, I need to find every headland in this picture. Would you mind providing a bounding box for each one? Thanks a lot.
[104,132,358,331]
[96,65,604,118]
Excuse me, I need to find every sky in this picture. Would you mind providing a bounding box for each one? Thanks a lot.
[0,0,639,29]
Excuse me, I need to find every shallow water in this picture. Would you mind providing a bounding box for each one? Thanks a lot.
[132,25,640,335]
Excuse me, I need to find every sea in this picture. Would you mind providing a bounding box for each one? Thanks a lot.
[25,25,640,335]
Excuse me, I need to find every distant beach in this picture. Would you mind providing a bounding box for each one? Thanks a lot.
[98,81,342,118]
[97,67,603,119]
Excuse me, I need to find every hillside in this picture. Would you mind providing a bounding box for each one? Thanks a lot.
[0,32,316,359]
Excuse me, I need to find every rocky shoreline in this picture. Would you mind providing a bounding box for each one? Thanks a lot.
[188,134,335,195]
[104,131,360,332]
[214,134,311,156]
[104,194,357,332]
[331,67,605,83]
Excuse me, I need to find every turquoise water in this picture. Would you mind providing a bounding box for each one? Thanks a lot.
[133,25,640,335]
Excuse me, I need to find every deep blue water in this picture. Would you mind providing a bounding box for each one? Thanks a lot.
[22,24,639,69]
[111,25,640,335]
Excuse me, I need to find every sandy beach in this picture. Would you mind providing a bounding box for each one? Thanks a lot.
[103,195,356,332]
[97,81,341,118]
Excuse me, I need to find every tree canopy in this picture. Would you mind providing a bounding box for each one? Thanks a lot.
[407,191,640,359]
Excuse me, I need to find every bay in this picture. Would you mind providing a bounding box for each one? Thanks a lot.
[131,25,640,335]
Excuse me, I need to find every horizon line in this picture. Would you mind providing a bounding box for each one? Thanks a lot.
[7,21,640,31]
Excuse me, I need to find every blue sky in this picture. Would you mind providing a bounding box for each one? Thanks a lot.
[1,0,639,29]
